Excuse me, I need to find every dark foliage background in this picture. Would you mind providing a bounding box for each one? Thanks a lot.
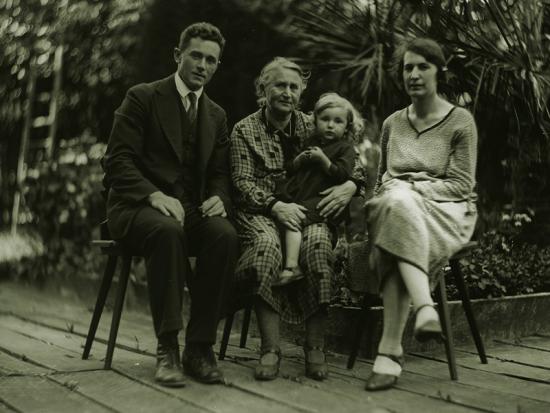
[1,0,549,302]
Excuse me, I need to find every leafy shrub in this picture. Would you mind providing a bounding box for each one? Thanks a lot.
[10,133,107,281]
[330,208,550,306]
[455,210,550,299]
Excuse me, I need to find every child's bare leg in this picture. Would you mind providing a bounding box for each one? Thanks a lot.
[273,229,304,286]
[284,229,302,270]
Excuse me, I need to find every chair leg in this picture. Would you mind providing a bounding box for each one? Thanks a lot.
[450,259,488,364]
[240,304,252,348]
[218,312,235,361]
[347,293,377,369]
[435,274,458,380]
[82,254,118,360]
[104,255,132,369]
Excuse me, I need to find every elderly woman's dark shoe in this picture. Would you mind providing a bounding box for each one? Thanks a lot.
[364,353,404,391]
[254,347,281,381]
[304,346,328,381]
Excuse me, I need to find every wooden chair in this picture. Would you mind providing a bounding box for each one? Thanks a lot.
[347,241,488,380]
[82,237,134,369]
[218,298,253,361]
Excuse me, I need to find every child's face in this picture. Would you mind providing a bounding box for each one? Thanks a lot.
[315,106,348,140]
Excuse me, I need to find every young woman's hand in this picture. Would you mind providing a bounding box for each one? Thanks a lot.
[379,179,412,194]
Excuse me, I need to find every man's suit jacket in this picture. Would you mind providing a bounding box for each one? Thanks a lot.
[103,74,232,239]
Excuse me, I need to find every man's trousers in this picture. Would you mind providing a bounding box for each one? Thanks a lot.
[123,204,239,344]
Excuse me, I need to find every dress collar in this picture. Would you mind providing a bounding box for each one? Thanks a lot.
[261,107,296,138]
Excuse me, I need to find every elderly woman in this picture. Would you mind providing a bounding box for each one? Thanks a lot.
[364,38,478,391]
[230,57,364,381]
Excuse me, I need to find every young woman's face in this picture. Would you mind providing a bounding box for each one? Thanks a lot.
[315,106,349,140]
[403,51,438,99]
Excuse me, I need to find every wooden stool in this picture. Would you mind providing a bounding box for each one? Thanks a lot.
[347,241,488,380]
[82,239,133,369]
[218,299,253,361]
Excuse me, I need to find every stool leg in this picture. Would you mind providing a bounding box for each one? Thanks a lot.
[219,312,234,361]
[450,259,488,364]
[82,254,118,360]
[435,275,458,380]
[240,304,252,348]
[104,255,132,369]
[347,293,377,369]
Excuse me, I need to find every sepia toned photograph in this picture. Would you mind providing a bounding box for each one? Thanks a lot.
[1,0,549,411]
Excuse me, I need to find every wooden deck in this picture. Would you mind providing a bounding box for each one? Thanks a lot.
[1,282,550,413]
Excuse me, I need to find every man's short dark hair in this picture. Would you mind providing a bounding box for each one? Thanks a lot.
[178,22,226,57]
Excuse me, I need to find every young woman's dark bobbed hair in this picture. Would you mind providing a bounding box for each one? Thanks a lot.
[398,37,448,84]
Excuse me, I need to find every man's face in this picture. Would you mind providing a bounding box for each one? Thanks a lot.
[263,67,303,116]
[174,37,221,91]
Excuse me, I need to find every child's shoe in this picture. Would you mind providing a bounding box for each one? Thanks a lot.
[272,266,304,287]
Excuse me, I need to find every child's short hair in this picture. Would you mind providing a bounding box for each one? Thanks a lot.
[313,92,364,141]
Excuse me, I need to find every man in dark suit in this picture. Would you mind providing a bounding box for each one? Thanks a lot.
[103,22,238,387]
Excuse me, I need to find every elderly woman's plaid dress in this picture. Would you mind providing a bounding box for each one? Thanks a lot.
[230,109,361,323]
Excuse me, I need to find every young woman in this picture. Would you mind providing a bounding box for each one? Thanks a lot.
[365,38,478,391]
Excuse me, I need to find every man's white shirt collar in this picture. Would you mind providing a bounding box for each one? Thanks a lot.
[174,72,203,110]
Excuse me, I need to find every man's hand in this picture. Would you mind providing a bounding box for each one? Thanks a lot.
[271,201,307,231]
[316,180,357,218]
[148,191,185,224]
[200,195,227,218]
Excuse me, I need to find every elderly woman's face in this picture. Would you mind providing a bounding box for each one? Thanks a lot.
[263,67,303,115]
[403,51,438,99]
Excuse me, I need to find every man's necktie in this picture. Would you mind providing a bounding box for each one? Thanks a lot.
[187,92,197,124]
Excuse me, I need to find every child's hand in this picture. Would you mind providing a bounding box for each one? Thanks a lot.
[293,150,311,166]
[308,146,331,169]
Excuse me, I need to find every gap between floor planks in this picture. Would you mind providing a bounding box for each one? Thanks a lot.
[0,315,333,413]
[2,282,550,412]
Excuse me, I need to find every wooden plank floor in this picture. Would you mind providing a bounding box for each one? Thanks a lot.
[1,282,550,412]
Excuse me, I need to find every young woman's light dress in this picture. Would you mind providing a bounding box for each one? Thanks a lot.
[367,106,477,289]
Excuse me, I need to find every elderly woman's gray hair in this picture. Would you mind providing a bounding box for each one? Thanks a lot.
[254,57,310,107]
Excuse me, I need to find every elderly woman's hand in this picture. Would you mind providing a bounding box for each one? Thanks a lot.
[272,201,307,231]
[316,180,357,218]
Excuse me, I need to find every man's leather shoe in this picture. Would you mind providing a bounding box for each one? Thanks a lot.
[155,342,186,388]
[182,345,224,384]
